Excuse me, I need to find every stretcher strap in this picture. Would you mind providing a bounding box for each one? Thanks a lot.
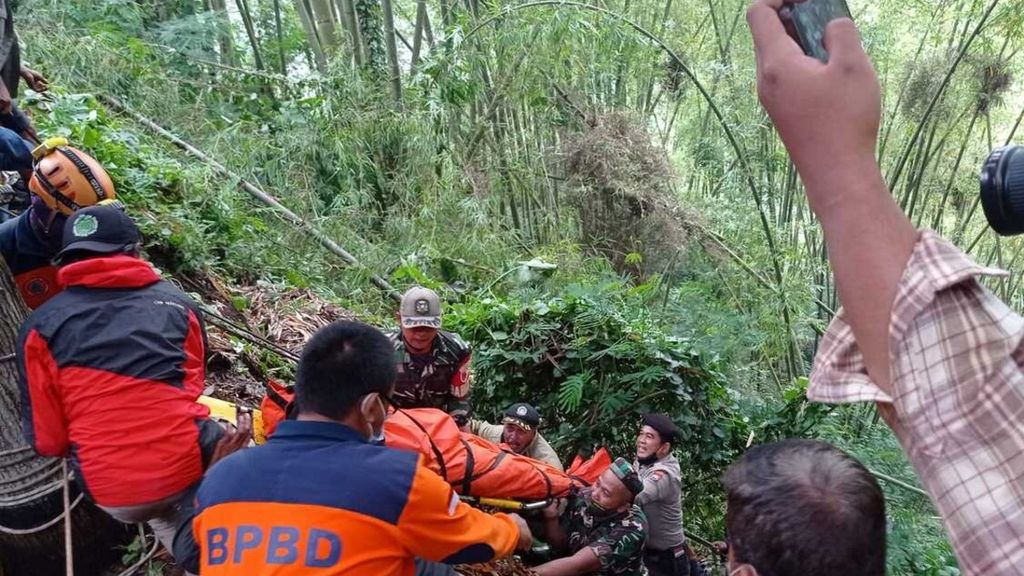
[515,450,554,500]
[458,438,475,495]
[398,409,448,481]
[450,451,507,495]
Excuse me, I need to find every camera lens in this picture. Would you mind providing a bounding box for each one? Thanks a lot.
[980,145,1024,236]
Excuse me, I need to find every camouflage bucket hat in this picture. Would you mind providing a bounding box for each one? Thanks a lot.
[609,457,643,495]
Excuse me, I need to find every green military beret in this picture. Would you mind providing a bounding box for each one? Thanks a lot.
[610,457,644,496]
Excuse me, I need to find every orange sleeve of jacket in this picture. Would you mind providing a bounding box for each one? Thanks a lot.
[398,457,519,564]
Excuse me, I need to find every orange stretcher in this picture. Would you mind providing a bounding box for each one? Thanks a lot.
[197,396,611,503]
[385,407,611,501]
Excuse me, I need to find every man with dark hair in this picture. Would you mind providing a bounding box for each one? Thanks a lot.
[469,402,563,470]
[722,439,886,576]
[634,414,691,576]
[180,320,533,575]
[387,286,474,428]
[533,458,648,576]
[16,205,248,572]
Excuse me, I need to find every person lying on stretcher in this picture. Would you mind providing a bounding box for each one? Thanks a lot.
[245,383,610,502]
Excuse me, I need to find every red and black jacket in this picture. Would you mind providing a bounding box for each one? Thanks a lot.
[15,255,222,508]
[0,209,63,309]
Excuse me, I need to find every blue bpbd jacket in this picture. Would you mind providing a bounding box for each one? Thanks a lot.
[178,420,521,575]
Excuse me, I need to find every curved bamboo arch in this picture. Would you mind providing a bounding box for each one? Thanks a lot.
[455,1,800,372]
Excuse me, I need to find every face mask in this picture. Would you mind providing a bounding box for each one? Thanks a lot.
[361,394,387,444]
[586,497,618,518]
[637,453,660,466]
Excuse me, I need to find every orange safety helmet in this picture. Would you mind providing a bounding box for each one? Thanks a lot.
[28,138,116,216]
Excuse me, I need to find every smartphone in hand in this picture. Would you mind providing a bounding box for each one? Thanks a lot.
[779,0,853,63]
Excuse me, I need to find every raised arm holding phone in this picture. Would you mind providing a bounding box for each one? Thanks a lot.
[746,1,1024,573]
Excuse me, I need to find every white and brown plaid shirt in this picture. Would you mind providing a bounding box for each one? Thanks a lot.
[809,230,1024,575]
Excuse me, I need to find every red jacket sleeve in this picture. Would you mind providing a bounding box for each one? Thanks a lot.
[183,309,206,398]
[17,329,69,457]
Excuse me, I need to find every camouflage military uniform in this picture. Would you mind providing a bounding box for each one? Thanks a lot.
[561,488,649,575]
[386,329,473,425]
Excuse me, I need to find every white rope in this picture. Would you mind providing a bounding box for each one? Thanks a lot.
[0,492,84,535]
[0,446,31,458]
[115,524,160,576]
[0,461,84,536]
[63,460,73,576]
[0,477,65,507]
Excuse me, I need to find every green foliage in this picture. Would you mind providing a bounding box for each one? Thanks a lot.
[447,280,752,530]
[119,531,163,576]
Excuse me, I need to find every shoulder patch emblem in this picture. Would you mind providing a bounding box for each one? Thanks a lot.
[651,470,666,481]
[25,278,48,296]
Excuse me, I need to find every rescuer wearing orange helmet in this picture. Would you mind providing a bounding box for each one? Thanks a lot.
[0,137,117,308]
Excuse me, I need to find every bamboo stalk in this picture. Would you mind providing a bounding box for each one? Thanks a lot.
[294,0,328,71]
[356,0,387,71]
[381,0,403,103]
[310,0,341,54]
[337,0,364,66]
[234,0,266,70]
[932,109,981,231]
[208,0,236,65]
[1006,103,1024,143]
[272,0,288,75]
[423,5,434,46]
[411,0,426,69]
[878,4,941,160]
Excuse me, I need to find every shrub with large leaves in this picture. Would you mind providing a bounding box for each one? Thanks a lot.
[447,282,750,480]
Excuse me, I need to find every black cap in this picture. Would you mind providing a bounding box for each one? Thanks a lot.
[642,413,680,444]
[503,402,541,430]
[55,204,140,263]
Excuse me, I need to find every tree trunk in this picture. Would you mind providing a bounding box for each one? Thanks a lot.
[234,0,266,70]
[355,0,386,72]
[208,0,236,65]
[335,0,364,66]
[410,0,426,69]
[310,0,341,54]
[381,0,403,103]
[294,0,329,71]
[272,0,289,75]
[0,260,131,576]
